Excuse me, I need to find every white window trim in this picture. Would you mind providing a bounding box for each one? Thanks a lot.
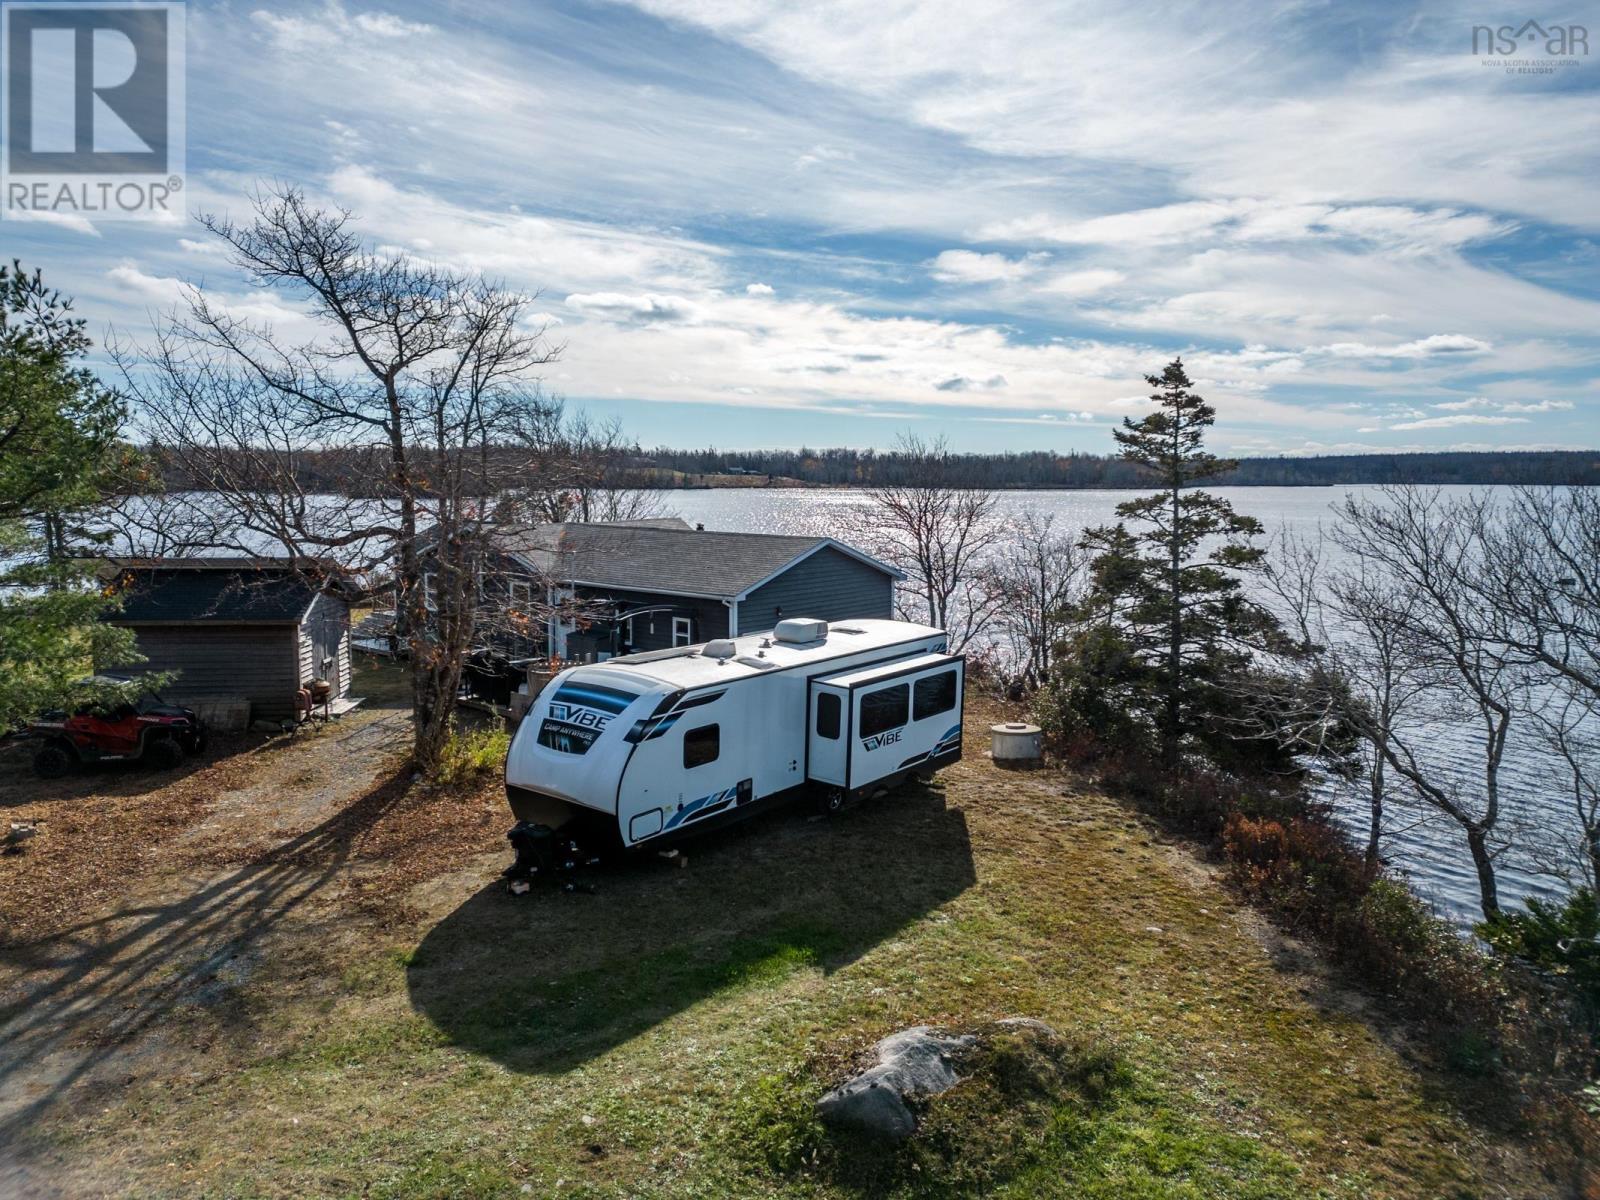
[422,571,438,612]
[672,616,693,647]
[508,577,533,609]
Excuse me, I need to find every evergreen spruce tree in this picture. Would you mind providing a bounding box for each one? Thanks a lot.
[1059,358,1284,764]
[0,262,141,726]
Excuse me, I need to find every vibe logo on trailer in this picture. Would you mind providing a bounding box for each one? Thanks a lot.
[2,1,185,221]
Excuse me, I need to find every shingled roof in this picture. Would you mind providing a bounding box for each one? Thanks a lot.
[490,521,900,600]
[102,559,342,625]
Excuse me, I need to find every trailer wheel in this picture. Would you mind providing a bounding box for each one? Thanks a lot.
[817,786,847,816]
[32,743,74,779]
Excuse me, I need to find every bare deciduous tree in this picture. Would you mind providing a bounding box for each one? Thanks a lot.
[981,509,1086,690]
[1331,487,1527,918]
[1473,486,1600,890]
[1475,486,1600,704]
[1261,533,1434,868]
[850,433,1002,653]
[119,184,561,768]
[1531,691,1600,890]
[504,403,666,527]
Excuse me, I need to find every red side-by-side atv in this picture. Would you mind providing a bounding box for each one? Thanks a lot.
[25,685,208,779]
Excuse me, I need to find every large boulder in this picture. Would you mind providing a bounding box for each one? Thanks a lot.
[815,1025,977,1141]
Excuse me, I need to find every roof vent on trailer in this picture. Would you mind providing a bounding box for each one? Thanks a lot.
[773,617,828,644]
[703,638,738,662]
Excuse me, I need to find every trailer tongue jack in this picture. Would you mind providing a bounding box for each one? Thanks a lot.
[503,821,602,893]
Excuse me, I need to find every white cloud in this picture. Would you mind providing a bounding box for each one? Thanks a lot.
[1387,413,1532,430]
[620,2,1597,230]
[105,262,188,304]
[928,249,1043,284]
[1037,268,1125,297]
[745,282,775,296]
[321,166,725,294]
[1495,399,1575,414]
[252,5,433,50]
[1316,334,1491,360]
[7,209,100,237]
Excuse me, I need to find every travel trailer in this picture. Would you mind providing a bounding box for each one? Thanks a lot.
[503,617,964,849]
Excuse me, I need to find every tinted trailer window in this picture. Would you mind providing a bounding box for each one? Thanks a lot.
[860,683,909,738]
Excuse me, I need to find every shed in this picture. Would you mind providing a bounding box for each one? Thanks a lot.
[100,558,353,727]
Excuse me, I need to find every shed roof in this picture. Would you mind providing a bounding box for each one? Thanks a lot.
[102,558,343,625]
[491,521,902,600]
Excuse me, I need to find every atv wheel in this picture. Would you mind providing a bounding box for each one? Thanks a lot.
[144,737,184,771]
[32,744,74,780]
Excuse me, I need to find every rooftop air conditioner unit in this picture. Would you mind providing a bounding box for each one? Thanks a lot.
[773,618,828,644]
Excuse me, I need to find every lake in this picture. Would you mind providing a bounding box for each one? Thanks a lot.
[661,485,1588,926]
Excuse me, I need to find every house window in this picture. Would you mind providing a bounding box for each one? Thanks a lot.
[859,684,909,739]
[508,578,533,609]
[683,723,720,769]
[913,671,958,720]
[422,571,438,611]
[815,693,841,740]
[672,617,693,647]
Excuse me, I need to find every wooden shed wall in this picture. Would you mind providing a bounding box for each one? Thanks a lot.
[297,592,352,697]
[108,625,302,721]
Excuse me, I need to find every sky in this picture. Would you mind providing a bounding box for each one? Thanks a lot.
[6,0,1600,455]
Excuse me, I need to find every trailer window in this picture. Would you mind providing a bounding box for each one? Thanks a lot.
[914,670,957,720]
[816,692,841,739]
[859,684,908,738]
[683,723,720,768]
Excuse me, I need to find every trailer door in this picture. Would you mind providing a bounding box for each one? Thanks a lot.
[807,682,849,786]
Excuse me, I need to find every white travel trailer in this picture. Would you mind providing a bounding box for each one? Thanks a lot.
[504,617,965,848]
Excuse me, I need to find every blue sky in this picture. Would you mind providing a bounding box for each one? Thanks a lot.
[8,0,1600,454]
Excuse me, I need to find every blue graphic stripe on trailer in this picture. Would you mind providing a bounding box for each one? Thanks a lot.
[671,690,725,712]
[553,683,637,714]
[624,711,685,744]
[900,725,963,769]
[663,784,739,831]
[645,713,682,741]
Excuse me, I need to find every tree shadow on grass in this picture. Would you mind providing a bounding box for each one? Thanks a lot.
[406,781,977,1074]
[0,767,414,1148]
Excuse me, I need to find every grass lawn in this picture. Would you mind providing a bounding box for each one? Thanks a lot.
[1,686,1554,1198]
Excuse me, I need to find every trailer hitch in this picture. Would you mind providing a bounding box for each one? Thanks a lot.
[504,820,602,894]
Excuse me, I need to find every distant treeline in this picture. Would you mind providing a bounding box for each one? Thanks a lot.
[628,447,1600,488]
[148,446,1600,494]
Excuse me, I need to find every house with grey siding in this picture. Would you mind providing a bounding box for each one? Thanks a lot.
[100,559,353,724]
[437,519,902,662]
